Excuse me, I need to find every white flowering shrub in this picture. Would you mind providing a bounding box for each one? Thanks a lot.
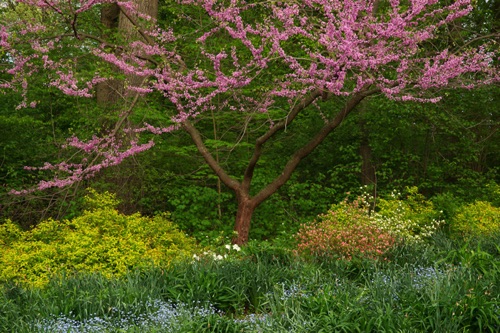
[369,187,444,243]
[192,244,241,262]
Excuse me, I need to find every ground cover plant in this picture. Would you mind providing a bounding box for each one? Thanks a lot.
[1,189,499,332]
[1,237,499,332]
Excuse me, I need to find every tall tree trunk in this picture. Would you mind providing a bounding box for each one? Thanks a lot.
[96,3,122,107]
[118,0,158,34]
[119,0,158,89]
[97,0,158,106]
[360,142,376,187]
[493,0,500,33]
[95,1,158,208]
[359,114,376,188]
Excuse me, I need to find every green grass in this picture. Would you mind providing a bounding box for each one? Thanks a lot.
[1,234,499,332]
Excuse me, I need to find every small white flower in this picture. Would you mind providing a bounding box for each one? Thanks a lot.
[225,244,231,250]
[232,244,241,252]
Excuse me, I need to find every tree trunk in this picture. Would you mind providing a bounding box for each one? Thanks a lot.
[119,0,158,89]
[232,194,257,245]
[183,88,380,244]
[359,116,376,188]
[96,3,122,107]
[493,0,500,33]
[118,0,158,34]
[97,0,158,106]
[360,143,376,187]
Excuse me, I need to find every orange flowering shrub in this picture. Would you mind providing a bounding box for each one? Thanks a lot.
[295,199,396,260]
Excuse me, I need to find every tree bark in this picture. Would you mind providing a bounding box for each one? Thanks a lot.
[360,143,376,186]
[96,3,122,107]
[97,0,158,106]
[233,193,257,245]
[118,0,158,34]
[359,108,376,188]
[118,0,158,89]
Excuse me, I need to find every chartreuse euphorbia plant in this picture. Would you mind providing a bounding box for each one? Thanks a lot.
[1,0,498,244]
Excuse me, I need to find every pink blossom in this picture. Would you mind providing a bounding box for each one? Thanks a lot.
[0,25,9,49]
[4,0,499,194]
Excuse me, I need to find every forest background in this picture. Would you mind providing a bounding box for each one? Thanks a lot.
[0,0,499,244]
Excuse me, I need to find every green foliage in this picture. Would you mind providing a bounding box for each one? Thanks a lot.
[81,188,121,211]
[448,201,500,239]
[431,192,464,222]
[443,241,500,279]
[0,189,199,287]
[162,184,235,241]
[0,219,22,246]
[373,187,444,243]
[3,234,500,332]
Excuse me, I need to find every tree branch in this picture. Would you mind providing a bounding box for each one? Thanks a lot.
[182,120,241,192]
[241,89,322,192]
[253,86,381,205]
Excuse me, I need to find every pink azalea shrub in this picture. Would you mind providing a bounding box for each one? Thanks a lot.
[295,199,396,260]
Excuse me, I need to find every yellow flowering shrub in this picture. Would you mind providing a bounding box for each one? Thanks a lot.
[449,201,500,239]
[0,189,199,287]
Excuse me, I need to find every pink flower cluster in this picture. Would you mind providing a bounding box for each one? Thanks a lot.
[1,0,498,193]
[3,0,497,110]
[10,135,154,195]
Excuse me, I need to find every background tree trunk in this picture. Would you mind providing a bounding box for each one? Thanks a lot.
[96,3,122,107]
[97,0,158,106]
[119,0,158,89]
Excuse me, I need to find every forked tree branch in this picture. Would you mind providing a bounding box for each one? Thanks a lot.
[253,86,381,205]
[242,89,323,192]
[182,120,241,192]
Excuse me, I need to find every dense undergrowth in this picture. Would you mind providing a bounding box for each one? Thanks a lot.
[1,235,499,332]
[1,188,499,332]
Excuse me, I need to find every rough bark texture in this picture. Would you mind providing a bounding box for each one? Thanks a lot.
[97,0,158,106]
[119,0,158,33]
[359,111,376,188]
[494,0,500,33]
[360,143,376,186]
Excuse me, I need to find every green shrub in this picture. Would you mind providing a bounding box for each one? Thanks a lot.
[0,189,199,287]
[0,219,22,246]
[372,187,444,243]
[295,188,446,260]
[448,201,500,239]
[295,199,395,260]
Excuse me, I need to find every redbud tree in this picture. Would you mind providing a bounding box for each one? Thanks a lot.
[1,0,498,244]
